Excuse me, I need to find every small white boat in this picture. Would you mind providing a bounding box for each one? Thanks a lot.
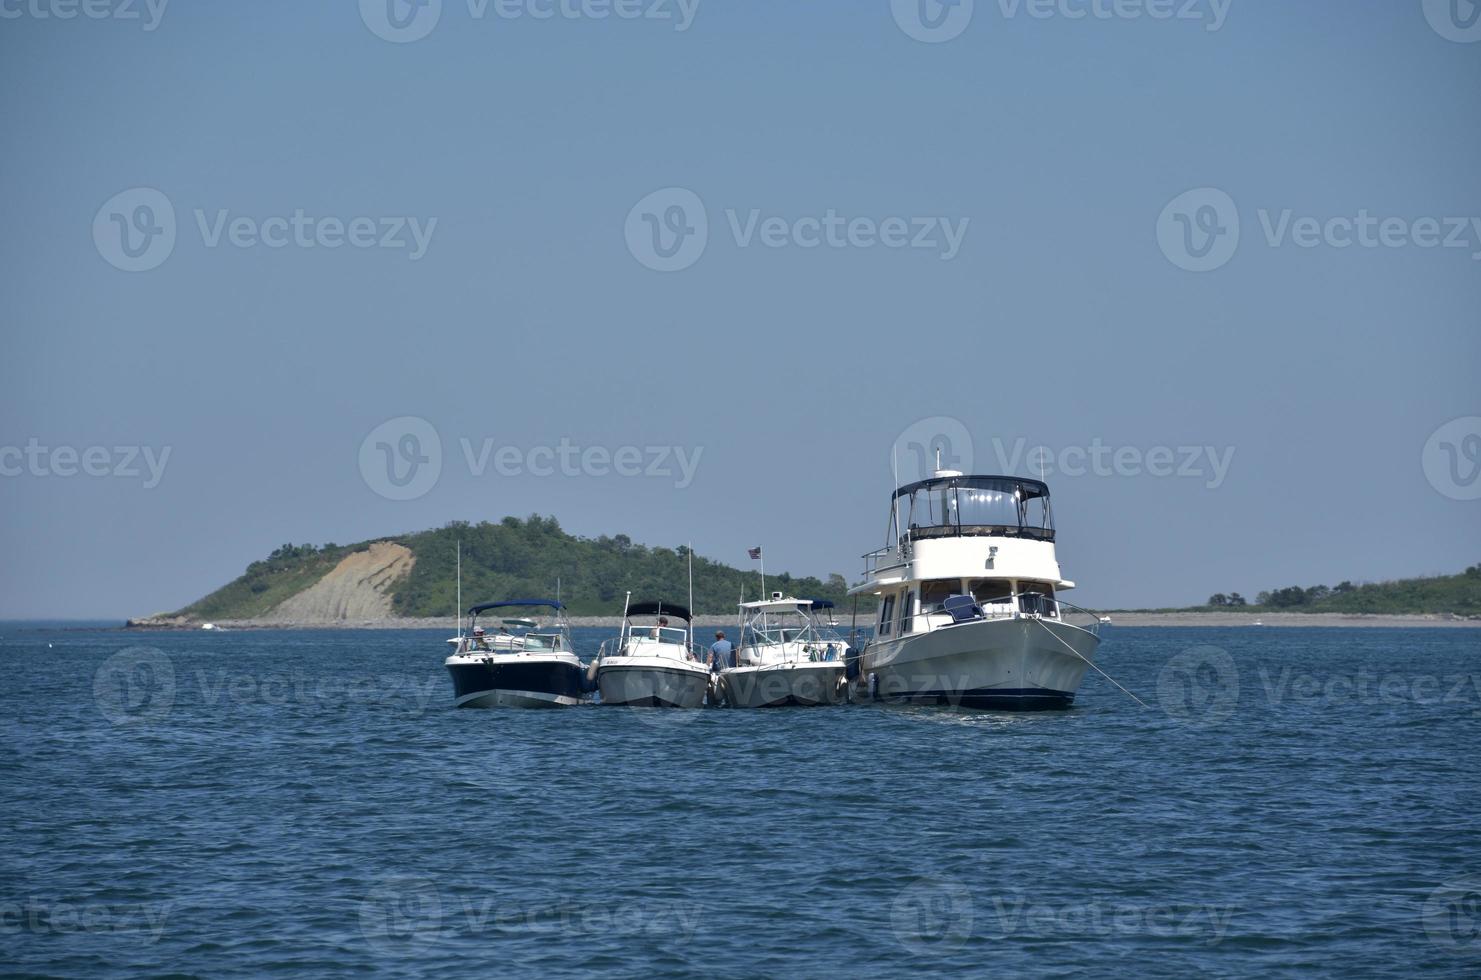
[444,600,587,708]
[718,594,850,708]
[594,598,711,708]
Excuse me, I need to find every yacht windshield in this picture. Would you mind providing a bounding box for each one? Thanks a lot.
[895,476,1053,540]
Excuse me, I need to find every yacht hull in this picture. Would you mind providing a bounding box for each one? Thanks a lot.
[720,663,847,708]
[446,656,586,708]
[860,616,1097,710]
[596,660,709,708]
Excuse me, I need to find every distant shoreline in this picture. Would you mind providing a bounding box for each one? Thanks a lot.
[1100,611,1479,628]
[114,611,1481,631]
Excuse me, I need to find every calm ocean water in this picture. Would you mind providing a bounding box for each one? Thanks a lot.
[2,623,1479,978]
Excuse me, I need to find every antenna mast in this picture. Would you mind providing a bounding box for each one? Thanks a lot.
[892,444,902,552]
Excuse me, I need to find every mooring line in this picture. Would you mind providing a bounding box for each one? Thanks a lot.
[1033,617,1149,709]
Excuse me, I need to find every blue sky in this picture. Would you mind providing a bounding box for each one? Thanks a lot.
[2,0,1478,617]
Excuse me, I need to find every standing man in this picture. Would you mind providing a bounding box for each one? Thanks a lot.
[709,631,733,672]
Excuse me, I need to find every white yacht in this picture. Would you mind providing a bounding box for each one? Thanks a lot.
[718,594,850,708]
[593,599,711,708]
[850,466,1103,709]
[444,600,588,708]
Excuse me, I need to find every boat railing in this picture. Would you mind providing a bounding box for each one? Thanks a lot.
[459,628,571,654]
[908,523,1056,542]
[1026,593,1103,636]
[862,546,906,577]
[738,629,846,665]
[915,591,1101,637]
[598,630,706,663]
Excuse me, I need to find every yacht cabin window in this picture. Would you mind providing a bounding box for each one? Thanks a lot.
[878,594,895,636]
[968,579,1015,606]
[1018,582,1056,615]
[899,591,915,635]
[920,579,959,613]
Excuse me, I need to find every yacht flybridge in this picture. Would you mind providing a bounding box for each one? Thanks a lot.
[850,466,1103,709]
[719,594,850,708]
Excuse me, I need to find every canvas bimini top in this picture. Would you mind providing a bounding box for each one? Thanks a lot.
[890,474,1050,502]
[625,601,692,621]
[467,599,564,616]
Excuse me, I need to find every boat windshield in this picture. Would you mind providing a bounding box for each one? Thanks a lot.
[744,626,808,647]
[629,626,689,645]
[894,476,1053,541]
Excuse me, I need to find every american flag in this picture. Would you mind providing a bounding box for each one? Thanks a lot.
[748,547,762,560]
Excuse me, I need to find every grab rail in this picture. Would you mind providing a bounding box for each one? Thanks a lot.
[908,592,1102,638]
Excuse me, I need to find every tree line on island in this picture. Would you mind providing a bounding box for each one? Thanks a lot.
[390,517,857,617]
[1202,563,1480,616]
[179,516,861,620]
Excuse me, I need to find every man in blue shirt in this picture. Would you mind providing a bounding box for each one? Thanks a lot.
[708,631,734,673]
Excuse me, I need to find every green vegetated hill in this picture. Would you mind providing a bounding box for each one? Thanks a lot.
[178,516,863,619]
[1193,564,1481,616]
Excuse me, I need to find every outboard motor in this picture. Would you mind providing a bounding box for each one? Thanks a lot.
[844,646,862,682]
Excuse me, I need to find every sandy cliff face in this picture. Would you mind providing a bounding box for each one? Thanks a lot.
[262,541,415,623]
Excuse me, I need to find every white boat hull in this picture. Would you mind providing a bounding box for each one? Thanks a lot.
[596,659,709,708]
[453,688,580,709]
[861,615,1097,709]
[720,663,847,708]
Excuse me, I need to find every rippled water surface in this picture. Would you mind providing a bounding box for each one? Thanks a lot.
[3,624,1479,977]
